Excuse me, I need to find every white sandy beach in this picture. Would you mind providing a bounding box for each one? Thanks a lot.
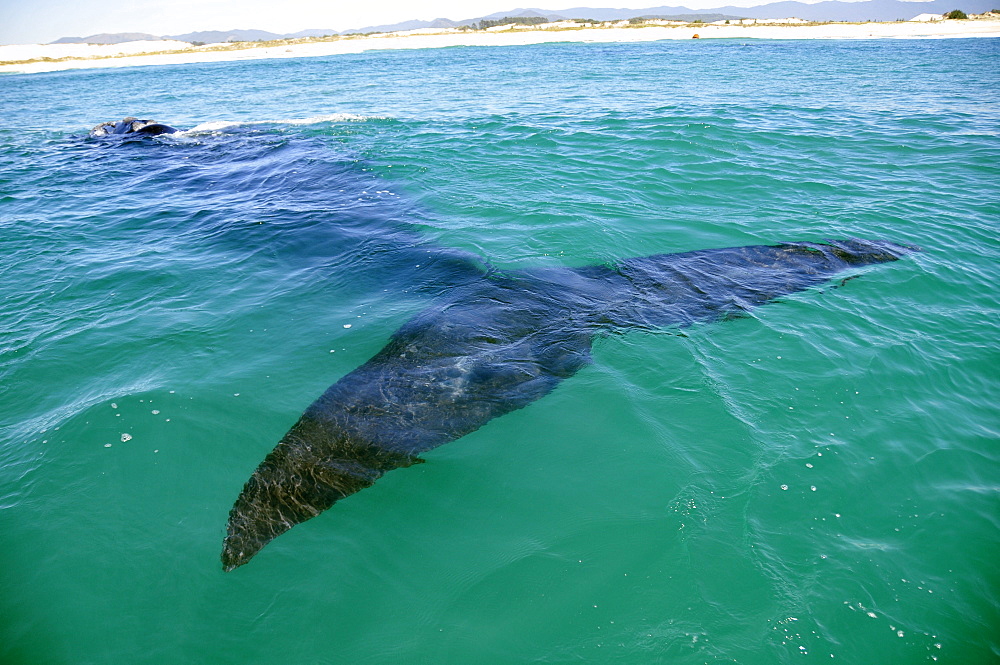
[2,18,999,75]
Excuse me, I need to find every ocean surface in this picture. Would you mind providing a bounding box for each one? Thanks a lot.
[1,38,997,664]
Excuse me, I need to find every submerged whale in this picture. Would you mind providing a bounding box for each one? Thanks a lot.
[222,238,914,571]
[89,117,178,137]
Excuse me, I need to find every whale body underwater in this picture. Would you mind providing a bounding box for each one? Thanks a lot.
[220,239,913,570]
[88,119,916,571]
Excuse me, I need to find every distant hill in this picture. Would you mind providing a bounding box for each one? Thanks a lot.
[52,33,163,44]
[474,9,569,22]
[48,0,1000,45]
[340,18,468,35]
[642,13,749,21]
[682,0,997,21]
[338,9,750,33]
[345,0,997,32]
[284,29,340,38]
[471,0,997,23]
[162,29,286,43]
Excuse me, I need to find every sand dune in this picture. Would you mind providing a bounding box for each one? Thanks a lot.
[2,18,999,75]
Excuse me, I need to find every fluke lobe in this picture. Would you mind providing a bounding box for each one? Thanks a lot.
[222,239,913,571]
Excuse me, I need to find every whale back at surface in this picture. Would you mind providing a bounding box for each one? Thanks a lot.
[221,238,913,570]
[89,117,178,137]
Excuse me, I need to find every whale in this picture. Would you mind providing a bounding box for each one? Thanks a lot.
[89,117,178,137]
[221,238,914,571]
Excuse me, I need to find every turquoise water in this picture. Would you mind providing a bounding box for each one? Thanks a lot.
[1,38,998,663]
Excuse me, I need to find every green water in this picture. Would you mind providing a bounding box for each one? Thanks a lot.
[1,38,997,663]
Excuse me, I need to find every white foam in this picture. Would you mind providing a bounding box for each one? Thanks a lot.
[282,113,379,125]
[185,114,384,134]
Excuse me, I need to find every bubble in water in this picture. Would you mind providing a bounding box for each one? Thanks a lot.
[121,433,132,442]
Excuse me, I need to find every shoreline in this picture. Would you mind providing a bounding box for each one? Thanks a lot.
[3,19,1000,75]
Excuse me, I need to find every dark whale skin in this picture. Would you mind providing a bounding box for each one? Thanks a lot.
[89,117,178,137]
[222,239,914,571]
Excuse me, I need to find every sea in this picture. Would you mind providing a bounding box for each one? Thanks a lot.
[0,37,997,664]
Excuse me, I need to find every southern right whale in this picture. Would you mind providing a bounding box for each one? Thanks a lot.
[222,238,914,571]
[80,118,917,570]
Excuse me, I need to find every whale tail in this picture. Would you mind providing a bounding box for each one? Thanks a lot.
[222,419,425,571]
[809,238,919,264]
[221,238,918,570]
[599,239,918,331]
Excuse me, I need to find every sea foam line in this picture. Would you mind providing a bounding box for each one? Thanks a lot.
[186,114,387,133]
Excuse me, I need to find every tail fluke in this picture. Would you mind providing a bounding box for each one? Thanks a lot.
[222,421,424,571]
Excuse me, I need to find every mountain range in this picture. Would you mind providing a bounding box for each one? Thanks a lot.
[51,0,996,44]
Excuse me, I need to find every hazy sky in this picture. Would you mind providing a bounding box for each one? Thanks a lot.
[0,0,873,44]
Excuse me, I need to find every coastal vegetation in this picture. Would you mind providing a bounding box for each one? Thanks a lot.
[3,12,999,69]
[474,16,549,30]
